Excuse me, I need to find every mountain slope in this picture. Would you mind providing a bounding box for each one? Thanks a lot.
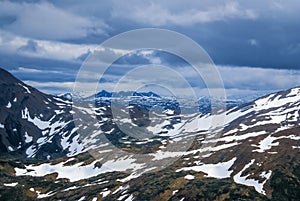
[0,68,83,159]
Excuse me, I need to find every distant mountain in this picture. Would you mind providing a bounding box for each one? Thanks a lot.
[85,89,245,114]
[132,91,161,98]
[95,90,112,98]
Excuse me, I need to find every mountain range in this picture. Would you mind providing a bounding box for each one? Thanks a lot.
[0,67,299,200]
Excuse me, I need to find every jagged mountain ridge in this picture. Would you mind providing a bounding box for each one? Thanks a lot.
[85,89,245,113]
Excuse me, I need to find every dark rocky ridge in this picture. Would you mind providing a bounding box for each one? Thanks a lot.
[0,68,77,159]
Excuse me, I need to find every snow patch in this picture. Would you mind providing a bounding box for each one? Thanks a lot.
[22,107,50,130]
[4,182,18,187]
[184,174,195,180]
[252,134,300,153]
[24,132,33,143]
[15,156,144,182]
[18,83,31,93]
[208,131,266,143]
[78,196,85,201]
[6,101,12,108]
[150,150,186,160]
[100,189,111,198]
[125,194,134,201]
[177,157,236,179]
[26,145,36,157]
[233,160,271,195]
[252,135,279,153]
[37,191,55,199]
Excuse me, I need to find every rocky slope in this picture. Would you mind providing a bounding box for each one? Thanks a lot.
[0,68,83,159]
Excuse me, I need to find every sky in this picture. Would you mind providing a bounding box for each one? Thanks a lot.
[0,0,300,99]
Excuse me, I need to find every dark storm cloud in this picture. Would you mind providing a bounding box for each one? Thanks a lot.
[0,1,108,40]
[0,0,299,68]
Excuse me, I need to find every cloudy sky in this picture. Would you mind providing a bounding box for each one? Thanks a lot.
[0,0,300,99]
